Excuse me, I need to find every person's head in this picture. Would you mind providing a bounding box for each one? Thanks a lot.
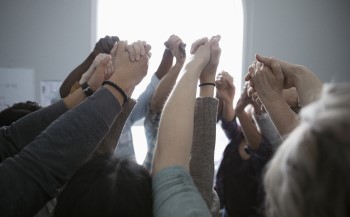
[53,154,153,217]
[0,101,42,127]
[264,83,350,217]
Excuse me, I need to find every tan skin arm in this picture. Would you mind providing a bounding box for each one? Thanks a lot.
[60,36,119,98]
[235,84,262,150]
[150,35,186,112]
[245,59,300,137]
[152,36,220,174]
[215,71,236,122]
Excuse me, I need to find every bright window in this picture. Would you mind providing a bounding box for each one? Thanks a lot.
[97,0,243,166]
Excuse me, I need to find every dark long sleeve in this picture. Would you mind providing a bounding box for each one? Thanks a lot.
[0,87,122,217]
[0,101,68,162]
[221,116,241,141]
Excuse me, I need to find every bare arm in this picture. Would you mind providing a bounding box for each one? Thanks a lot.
[215,71,236,122]
[255,54,323,107]
[150,35,186,112]
[245,60,300,137]
[153,36,219,174]
[235,84,262,150]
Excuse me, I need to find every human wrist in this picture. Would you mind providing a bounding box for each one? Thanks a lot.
[261,95,286,112]
[185,59,206,77]
[102,80,128,103]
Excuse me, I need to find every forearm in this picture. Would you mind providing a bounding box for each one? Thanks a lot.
[154,49,174,79]
[294,66,323,106]
[153,60,204,174]
[222,101,235,123]
[236,111,262,150]
[260,94,300,137]
[60,53,95,98]
[150,62,182,112]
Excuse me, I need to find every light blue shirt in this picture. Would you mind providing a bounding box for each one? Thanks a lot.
[114,74,159,159]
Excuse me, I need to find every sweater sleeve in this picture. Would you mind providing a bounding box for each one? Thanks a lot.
[0,87,122,217]
[220,116,241,141]
[0,101,68,162]
[93,98,136,156]
[190,97,220,217]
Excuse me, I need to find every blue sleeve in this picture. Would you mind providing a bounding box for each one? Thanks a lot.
[220,116,241,140]
[128,74,159,124]
[153,166,211,217]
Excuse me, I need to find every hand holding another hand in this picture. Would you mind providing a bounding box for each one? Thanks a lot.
[215,71,235,104]
[109,40,151,95]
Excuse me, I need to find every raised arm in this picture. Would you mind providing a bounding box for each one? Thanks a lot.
[59,36,119,98]
[152,36,220,217]
[235,83,262,150]
[153,36,217,173]
[255,54,323,107]
[216,71,236,122]
[245,60,300,137]
[150,35,186,113]
[142,35,186,170]
[0,40,150,217]
[190,36,221,216]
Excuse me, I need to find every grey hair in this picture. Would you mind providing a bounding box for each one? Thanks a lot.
[264,82,350,217]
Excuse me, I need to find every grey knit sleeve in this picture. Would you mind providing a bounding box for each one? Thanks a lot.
[190,97,220,217]
[94,99,137,156]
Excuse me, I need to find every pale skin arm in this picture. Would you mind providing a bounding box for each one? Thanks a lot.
[150,35,186,112]
[255,54,323,107]
[93,41,151,155]
[64,40,151,110]
[152,36,220,174]
[215,71,235,122]
[245,59,300,137]
[199,35,221,97]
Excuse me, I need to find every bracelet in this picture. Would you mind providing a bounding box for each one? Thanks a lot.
[199,82,216,87]
[102,80,128,103]
[81,82,94,97]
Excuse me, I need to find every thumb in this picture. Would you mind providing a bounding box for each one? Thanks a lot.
[255,53,272,66]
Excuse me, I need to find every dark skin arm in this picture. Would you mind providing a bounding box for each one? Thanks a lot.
[59,36,119,98]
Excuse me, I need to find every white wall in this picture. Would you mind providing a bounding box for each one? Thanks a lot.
[1,0,349,104]
[0,0,95,102]
[242,0,350,83]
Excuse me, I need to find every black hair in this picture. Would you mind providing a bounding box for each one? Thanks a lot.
[53,154,153,217]
[0,101,42,127]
